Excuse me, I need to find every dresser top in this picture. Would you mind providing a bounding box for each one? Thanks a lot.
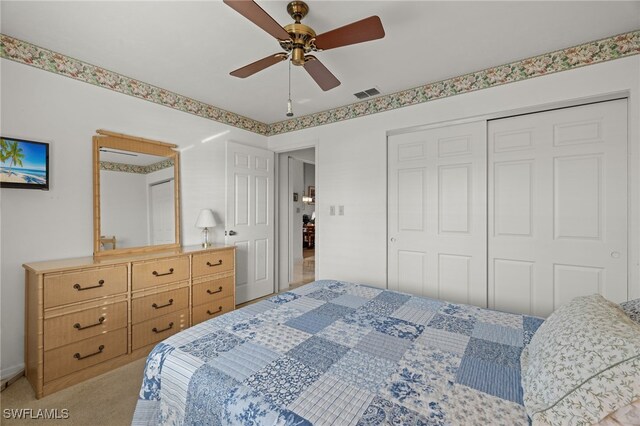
[23,244,235,274]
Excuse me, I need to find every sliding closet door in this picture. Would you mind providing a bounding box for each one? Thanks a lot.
[488,99,628,317]
[388,121,487,307]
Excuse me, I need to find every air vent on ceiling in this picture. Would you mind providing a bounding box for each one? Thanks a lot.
[354,87,381,100]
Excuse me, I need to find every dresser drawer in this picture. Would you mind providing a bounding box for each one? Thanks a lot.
[132,256,189,290]
[132,309,189,350]
[192,296,235,325]
[44,266,127,308]
[44,301,128,351]
[132,287,188,324]
[193,276,234,306]
[192,250,234,278]
[44,328,127,382]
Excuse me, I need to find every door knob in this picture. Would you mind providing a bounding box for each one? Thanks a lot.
[227,230,237,236]
[610,251,620,259]
[390,237,396,243]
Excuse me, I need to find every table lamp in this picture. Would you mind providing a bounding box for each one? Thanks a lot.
[195,209,216,248]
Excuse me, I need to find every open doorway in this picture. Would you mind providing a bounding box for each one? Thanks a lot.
[297,161,315,286]
[277,147,316,290]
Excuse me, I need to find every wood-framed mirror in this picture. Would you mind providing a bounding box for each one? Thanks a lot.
[93,129,181,257]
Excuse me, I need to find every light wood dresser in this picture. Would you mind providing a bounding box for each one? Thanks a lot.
[23,245,235,398]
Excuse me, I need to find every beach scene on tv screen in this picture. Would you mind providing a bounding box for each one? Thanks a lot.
[0,138,47,185]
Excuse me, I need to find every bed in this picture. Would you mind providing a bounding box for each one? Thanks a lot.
[132,280,640,425]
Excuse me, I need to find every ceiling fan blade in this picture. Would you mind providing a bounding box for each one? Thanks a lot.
[303,56,340,91]
[230,53,288,78]
[224,0,290,41]
[314,16,385,51]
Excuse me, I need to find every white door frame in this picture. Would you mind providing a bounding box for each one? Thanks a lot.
[386,91,638,302]
[272,141,320,293]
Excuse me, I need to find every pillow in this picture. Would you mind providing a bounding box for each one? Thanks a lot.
[520,294,640,426]
[621,298,640,324]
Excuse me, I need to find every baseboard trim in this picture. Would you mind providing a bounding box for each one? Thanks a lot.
[1,364,25,381]
[1,367,25,392]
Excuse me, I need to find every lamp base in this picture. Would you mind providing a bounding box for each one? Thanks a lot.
[201,228,211,248]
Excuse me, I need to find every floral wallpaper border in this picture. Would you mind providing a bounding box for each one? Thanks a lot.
[1,30,639,138]
[100,158,173,175]
[267,30,640,135]
[0,34,269,135]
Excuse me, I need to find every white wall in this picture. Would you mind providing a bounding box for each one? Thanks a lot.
[288,147,315,163]
[146,166,174,186]
[0,59,267,377]
[269,57,640,298]
[100,170,149,248]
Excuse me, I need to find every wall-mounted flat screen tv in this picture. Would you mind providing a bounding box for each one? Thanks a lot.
[0,137,49,190]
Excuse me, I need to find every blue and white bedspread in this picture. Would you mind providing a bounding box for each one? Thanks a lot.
[132,280,543,425]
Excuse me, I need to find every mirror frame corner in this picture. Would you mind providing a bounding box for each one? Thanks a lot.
[92,130,181,258]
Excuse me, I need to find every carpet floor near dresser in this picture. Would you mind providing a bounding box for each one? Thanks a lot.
[1,358,144,425]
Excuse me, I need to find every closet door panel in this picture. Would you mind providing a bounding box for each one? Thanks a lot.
[488,99,628,316]
[389,121,487,307]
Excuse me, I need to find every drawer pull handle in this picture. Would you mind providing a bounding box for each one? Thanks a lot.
[152,299,174,309]
[152,268,174,277]
[74,345,104,360]
[152,322,174,334]
[74,316,105,330]
[206,260,223,267]
[73,280,104,291]
[207,286,223,295]
[207,306,223,315]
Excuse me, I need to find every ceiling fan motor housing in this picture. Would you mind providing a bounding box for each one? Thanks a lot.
[284,24,316,65]
[282,1,316,66]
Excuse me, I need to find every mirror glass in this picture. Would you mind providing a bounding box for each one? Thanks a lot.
[99,147,176,250]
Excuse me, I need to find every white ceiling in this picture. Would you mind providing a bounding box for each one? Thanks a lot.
[2,1,639,124]
[100,148,168,166]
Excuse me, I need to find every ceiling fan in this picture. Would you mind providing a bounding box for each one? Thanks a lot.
[224,0,385,91]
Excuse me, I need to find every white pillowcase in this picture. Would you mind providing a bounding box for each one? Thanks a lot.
[520,294,640,426]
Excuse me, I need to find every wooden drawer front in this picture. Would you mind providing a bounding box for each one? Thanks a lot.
[44,328,127,382]
[132,287,189,324]
[132,309,189,350]
[44,266,127,308]
[192,296,235,325]
[44,301,128,351]
[193,276,234,306]
[192,250,234,278]
[132,257,189,290]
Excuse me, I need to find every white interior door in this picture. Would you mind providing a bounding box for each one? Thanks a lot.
[388,121,487,307]
[488,99,628,316]
[226,141,275,303]
[149,179,175,245]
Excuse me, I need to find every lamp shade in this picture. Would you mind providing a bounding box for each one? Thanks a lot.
[195,209,216,228]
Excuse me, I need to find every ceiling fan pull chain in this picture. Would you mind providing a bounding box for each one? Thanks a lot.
[286,60,294,117]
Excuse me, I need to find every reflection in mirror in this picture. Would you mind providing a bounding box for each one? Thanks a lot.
[99,148,175,250]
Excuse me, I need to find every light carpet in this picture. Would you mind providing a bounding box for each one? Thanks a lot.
[0,358,145,425]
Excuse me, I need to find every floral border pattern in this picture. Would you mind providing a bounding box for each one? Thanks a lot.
[100,158,173,174]
[0,34,269,135]
[1,31,638,137]
[267,30,640,135]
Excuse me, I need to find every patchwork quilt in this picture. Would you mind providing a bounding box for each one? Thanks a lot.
[132,280,544,425]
